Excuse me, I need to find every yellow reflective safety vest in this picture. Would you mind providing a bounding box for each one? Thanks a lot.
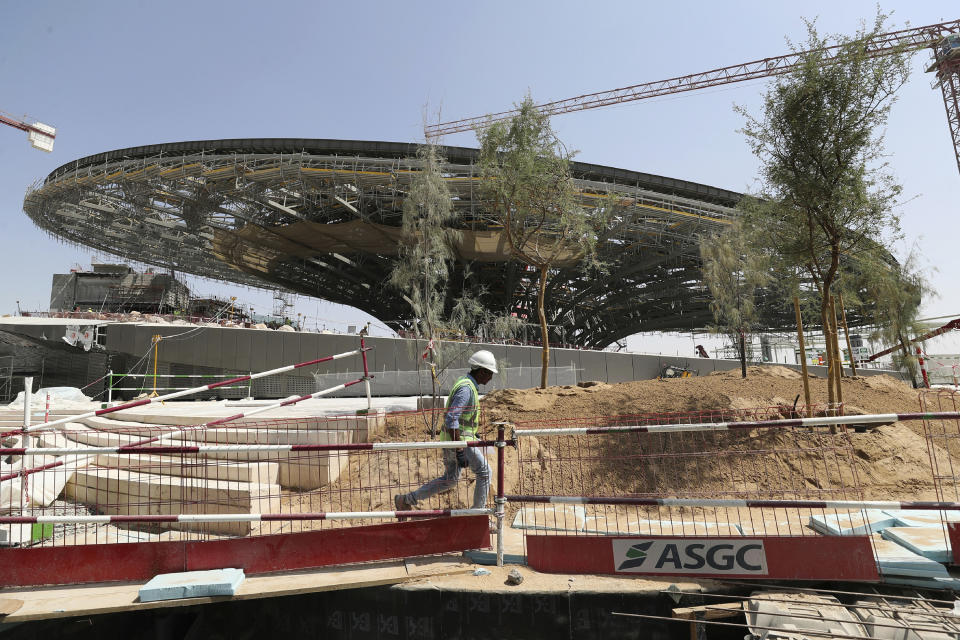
[439,375,480,441]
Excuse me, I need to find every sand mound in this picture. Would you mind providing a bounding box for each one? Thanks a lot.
[301,367,942,522]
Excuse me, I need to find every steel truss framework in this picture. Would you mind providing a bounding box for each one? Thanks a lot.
[25,139,816,347]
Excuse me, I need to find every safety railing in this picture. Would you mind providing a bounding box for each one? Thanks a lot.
[506,405,872,539]
[105,371,255,402]
[0,406,508,549]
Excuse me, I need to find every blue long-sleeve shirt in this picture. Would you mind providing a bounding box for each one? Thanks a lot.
[444,373,478,434]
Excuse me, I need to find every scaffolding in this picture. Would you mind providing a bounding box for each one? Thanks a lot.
[23,140,881,348]
[0,356,12,403]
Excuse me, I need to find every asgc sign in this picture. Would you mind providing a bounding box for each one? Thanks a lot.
[611,538,768,576]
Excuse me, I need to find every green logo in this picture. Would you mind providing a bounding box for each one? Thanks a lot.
[617,541,653,570]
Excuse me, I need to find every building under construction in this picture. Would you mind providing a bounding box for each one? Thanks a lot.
[22,139,764,349]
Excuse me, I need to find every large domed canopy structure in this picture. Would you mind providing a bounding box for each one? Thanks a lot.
[25,138,747,348]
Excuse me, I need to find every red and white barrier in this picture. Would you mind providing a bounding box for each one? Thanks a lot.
[0,507,489,526]
[1,438,498,458]
[508,494,960,511]
[0,375,373,484]
[23,347,370,433]
[512,411,960,437]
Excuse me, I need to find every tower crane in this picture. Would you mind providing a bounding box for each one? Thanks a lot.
[426,19,960,175]
[0,111,56,152]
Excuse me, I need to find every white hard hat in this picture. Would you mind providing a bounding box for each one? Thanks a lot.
[468,349,498,374]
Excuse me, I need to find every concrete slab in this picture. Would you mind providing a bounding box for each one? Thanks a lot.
[881,527,952,563]
[139,568,245,602]
[808,510,898,536]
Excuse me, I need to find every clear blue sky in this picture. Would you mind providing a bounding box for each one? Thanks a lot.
[1,1,957,353]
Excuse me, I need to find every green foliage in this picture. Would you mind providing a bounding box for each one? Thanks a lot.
[738,13,911,298]
[388,143,459,340]
[477,95,607,387]
[858,247,932,383]
[390,142,523,419]
[699,223,770,375]
[737,11,912,400]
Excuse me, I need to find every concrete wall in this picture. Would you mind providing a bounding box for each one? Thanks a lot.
[99,324,908,398]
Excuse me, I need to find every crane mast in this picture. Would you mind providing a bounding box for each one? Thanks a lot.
[425,19,960,174]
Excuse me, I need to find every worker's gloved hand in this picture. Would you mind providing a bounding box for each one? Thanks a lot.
[455,448,469,468]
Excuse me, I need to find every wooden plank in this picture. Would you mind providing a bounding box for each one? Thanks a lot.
[65,468,280,536]
[673,601,743,620]
[0,599,23,616]
[0,557,470,623]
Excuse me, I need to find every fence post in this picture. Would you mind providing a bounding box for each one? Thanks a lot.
[21,376,33,509]
[495,422,507,567]
[361,336,372,413]
[21,377,32,432]
[106,370,113,404]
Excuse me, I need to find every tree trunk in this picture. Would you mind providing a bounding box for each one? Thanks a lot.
[537,265,550,389]
[739,329,747,378]
[829,296,844,416]
[820,297,836,410]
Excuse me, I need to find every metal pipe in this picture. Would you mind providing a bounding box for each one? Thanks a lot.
[1,437,508,458]
[506,494,960,511]
[510,410,960,437]
[0,508,492,525]
[495,422,506,567]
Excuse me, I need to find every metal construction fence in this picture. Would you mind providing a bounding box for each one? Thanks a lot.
[4,384,960,585]
[0,408,500,546]
[506,405,867,539]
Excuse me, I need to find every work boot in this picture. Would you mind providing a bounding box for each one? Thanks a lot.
[394,494,412,522]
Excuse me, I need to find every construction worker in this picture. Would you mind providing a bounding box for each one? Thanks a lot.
[395,350,497,516]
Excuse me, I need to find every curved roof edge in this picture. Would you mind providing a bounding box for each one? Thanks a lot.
[45,138,743,207]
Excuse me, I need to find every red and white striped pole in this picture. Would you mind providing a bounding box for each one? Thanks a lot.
[495,422,507,567]
[0,508,490,526]
[511,411,960,438]
[506,495,960,512]
[1,436,506,459]
[360,333,373,414]
[23,347,370,433]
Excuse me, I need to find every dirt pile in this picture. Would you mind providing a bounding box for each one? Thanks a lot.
[482,366,920,425]
[301,367,948,523]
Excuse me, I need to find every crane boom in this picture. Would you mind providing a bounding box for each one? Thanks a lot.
[867,317,960,362]
[426,19,960,137]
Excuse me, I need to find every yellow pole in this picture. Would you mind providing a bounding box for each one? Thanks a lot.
[838,292,857,377]
[793,296,813,418]
[830,296,844,418]
[149,334,161,398]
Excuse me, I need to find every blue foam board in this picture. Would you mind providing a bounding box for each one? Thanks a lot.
[882,509,959,528]
[881,527,952,563]
[873,539,951,578]
[139,568,245,603]
[808,510,897,536]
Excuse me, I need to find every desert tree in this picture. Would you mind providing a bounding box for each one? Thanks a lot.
[477,96,606,388]
[699,222,770,378]
[737,11,912,405]
[857,247,933,386]
[390,142,522,431]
